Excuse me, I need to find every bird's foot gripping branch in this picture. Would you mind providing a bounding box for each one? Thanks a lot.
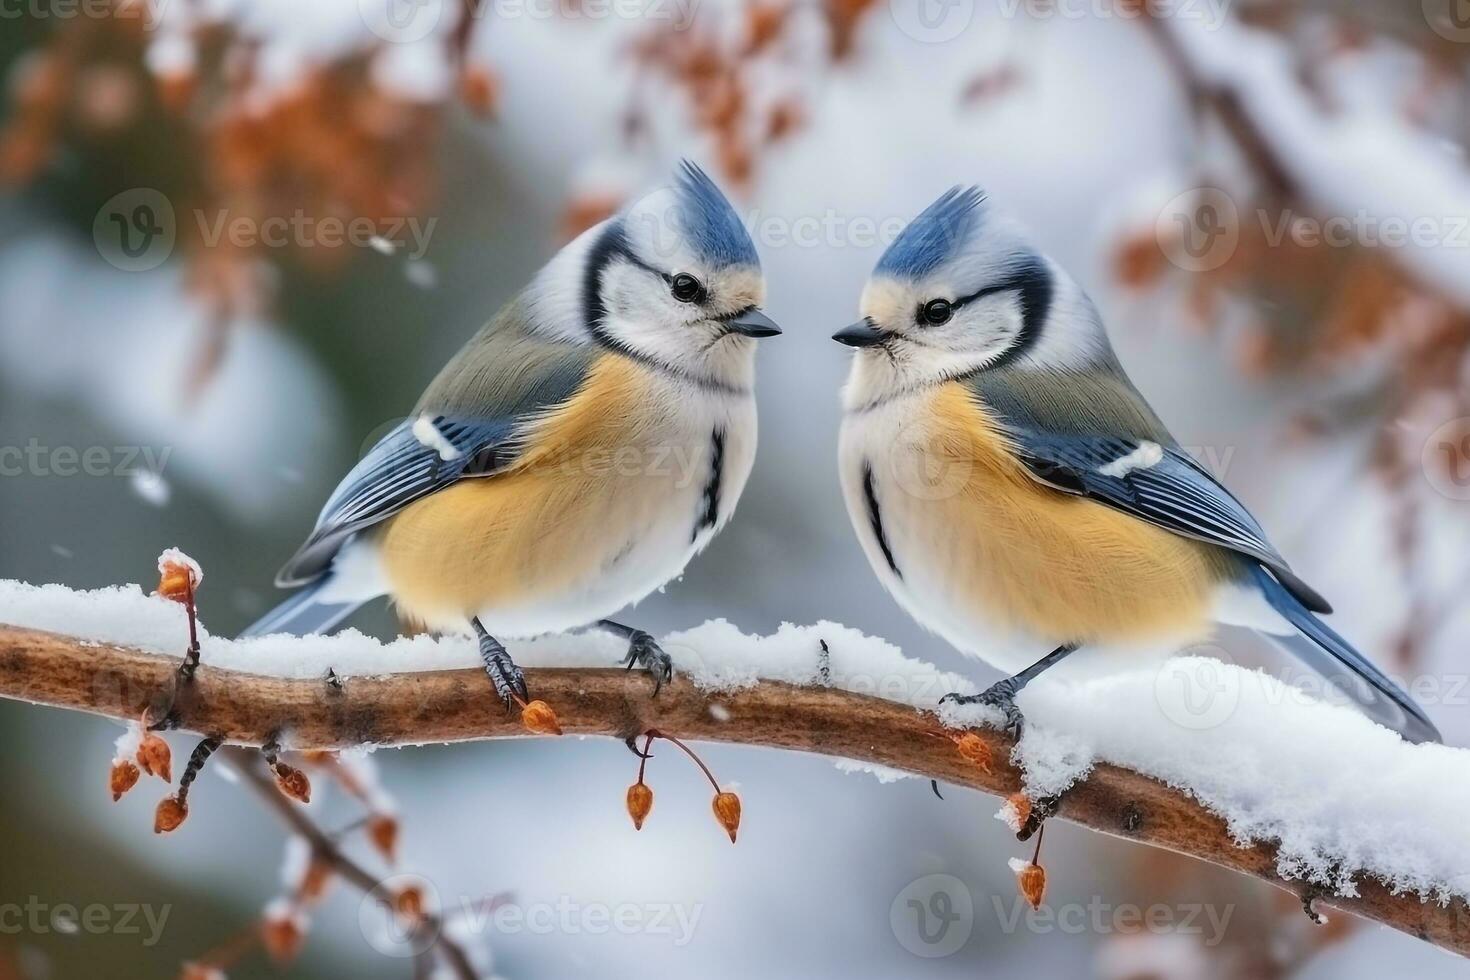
[2,554,1470,963]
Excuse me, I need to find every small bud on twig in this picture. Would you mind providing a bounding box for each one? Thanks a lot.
[394,885,424,922]
[368,814,399,864]
[261,907,306,965]
[110,759,140,801]
[460,65,500,118]
[272,764,311,804]
[520,699,562,736]
[712,791,741,843]
[157,566,194,604]
[1005,792,1032,831]
[626,782,654,830]
[138,732,173,782]
[1018,862,1046,910]
[156,548,203,603]
[300,858,334,903]
[155,794,188,833]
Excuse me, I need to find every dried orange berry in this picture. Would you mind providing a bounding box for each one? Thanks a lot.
[260,913,304,965]
[154,795,188,833]
[158,565,193,602]
[1006,792,1032,829]
[626,782,654,830]
[520,699,562,736]
[394,885,424,921]
[110,759,141,801]
[137,732,173,782]
[712,791,741,843]
[368,814,399,864]
[1017,862,1046,910]
[273,765,311,804]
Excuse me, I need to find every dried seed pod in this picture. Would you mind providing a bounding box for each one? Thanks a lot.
[368,814,399,864]
[137,732,173,782]
[273,764,311,804]
[110,759,141,801]
[626,782,654,830]
[1016,862,1046,910]
[154,795,188,834]
[156,548,202,602]
[260,910,305,965]
[712,791,741,843]
[394,885,424,922]
[520,700,563,736]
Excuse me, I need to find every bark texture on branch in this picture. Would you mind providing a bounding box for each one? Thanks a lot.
[0,623,1464,956]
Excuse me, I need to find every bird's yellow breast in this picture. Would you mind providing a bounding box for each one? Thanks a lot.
[377,355,682,630]
[910,382,1234,646]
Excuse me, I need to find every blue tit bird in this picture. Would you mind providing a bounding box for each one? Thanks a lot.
[244,161,780,706]
[833,187,1440,744]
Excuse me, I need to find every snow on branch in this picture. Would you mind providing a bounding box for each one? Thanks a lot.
[2,581,1470,956]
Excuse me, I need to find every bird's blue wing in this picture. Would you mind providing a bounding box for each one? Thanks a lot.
[275,416,524,586]
[1003,428,1332,614]
[276,317,600,587]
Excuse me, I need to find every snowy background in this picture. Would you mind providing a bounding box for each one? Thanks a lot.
[3,1,1470,977]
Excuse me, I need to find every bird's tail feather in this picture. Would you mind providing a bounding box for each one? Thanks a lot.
[241,576,363,638]
[1250,565,1441,744]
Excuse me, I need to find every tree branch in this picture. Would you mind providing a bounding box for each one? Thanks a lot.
[224,747,479,980]
[0,623,1465,957]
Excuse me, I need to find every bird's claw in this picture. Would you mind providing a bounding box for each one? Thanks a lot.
[479,639,528,712]
[621,631,674,696]
[941,679,1025,740]
[623,735,654,759]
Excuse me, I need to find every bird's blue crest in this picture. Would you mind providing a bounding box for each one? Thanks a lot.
[875,186,988,280]
[670,160,759,268]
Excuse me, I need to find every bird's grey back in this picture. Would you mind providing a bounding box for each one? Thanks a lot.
[416,295,597,420]
[964,359,1175,445]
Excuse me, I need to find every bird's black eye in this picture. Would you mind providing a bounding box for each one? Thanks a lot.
[670,273,706,304]
[920,299,953,325]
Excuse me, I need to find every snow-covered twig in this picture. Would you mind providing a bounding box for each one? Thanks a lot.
[1,617,1468,957]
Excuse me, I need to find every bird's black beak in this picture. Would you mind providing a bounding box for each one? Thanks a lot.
[832,318,886,348]
[724,307,782,338]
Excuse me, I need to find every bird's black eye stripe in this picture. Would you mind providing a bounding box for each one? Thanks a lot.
[670,273,707,304]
